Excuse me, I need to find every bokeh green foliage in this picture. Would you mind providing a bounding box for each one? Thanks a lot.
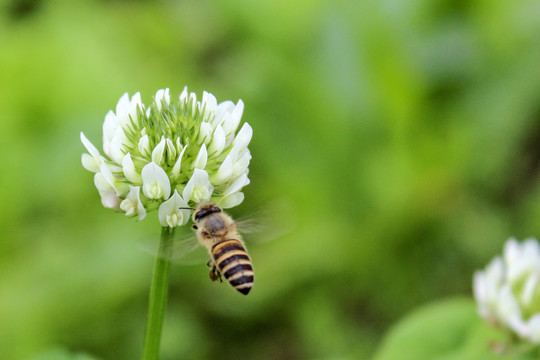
[1,0,539,359]
[374,298,540,360]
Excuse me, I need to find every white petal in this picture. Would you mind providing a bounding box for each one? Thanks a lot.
[165,138,177,165]
[121,201,137,216]
[473,271,487,306]
[183,169,214,204]
[122,153,142,184]
[100,162,129,196]
[212,155,233,184]
[217,112,231,135]
[155,88,170,110]
[158,190,190,227]
[223,99,244,136]
[507,239,537,283]
[232,99,244,123]
[99,163,115,187]
[523,239,540,262]
[138,134,151,157]
[152,137,166,165]
[103,111,118,137]
[508,314,529,339]
[94,171,113,193]
[116,92,141,132]
[202,91,217,119]
[155,88,165,103]
[187,91,197,105]
[189,92,198,113]
[218,192,244,209]
[526,315,540,343]
[94,173,121,210]
[109,138,125,164]
[120,186,146,220]
[182,171,196,201]
[228,122,252,160]
[193,144,208,169]
[208,125,226,156]
[504,238,521,267]
[115,93,130,119]
[137,204,147,221]
[141,162,171,200]
[171,145,188,178]
[109,126,128,164]
[99,190,122,210]
[102,111,118,157]
[80,132,102,160]
[214,101,235,126]
[179,86,188,102]
[485,257,504,285]
[224,173,250,198]
[521,272,540,307]
[82,153,100,172]
[234,122,253,151]
[129,92,142,120]
[232,150,251,177]
[200,122,213,143]
[497,285,522,326]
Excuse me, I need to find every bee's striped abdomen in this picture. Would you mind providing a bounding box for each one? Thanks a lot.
[212,239,254,295]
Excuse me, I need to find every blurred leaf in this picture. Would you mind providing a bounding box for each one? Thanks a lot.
[373,297,537,360]
[30,347,101,360]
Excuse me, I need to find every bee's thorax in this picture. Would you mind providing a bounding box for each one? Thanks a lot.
[204,214,226,232]
[196,211,238,245]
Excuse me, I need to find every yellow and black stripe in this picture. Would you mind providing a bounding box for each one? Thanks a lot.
[212,239,254,295]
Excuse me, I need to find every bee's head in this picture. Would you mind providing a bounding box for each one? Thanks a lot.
[193,203,222,223]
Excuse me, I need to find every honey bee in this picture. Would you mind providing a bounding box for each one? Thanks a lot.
[190,203,254,295]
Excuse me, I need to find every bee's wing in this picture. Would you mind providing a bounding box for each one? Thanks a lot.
[235,197,297,244]
[170,233,206,263]
[139,232,209,265]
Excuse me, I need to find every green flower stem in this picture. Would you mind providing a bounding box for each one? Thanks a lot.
[142,226,175,360]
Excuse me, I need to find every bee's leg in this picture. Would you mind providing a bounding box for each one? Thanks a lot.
[209,266,222,282]
[207,259,222,282]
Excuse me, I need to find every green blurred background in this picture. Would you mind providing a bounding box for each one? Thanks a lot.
[1,0,540,359]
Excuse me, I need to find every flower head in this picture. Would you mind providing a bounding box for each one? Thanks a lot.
[474,238,540,344]
[81,88,252,226]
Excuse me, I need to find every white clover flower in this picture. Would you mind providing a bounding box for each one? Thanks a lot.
[120,186,146,220]
[158,190,191,228]
[474,237,540,344]
[81,87,252,226]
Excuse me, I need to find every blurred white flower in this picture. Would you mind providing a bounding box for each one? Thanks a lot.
[81,87,252,226]
[474,237,540,344]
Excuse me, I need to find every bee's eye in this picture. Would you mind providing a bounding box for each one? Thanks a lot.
[192,224,198,230]
[195,209,209,221]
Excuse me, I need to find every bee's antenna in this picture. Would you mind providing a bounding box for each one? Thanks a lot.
[179,207,196,210]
